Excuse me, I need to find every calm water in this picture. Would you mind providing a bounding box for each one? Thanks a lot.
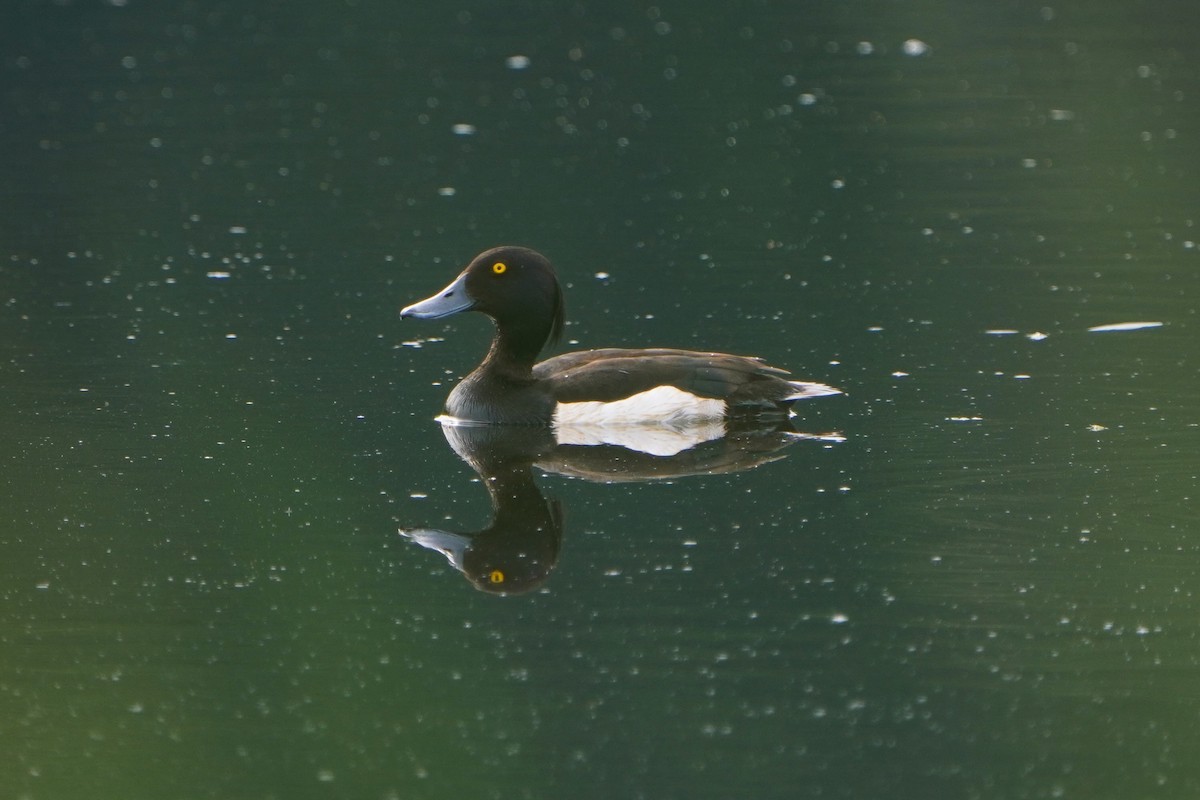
[3,1,1198,798]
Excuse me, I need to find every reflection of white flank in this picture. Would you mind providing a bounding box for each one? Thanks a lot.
[554,418,727,457]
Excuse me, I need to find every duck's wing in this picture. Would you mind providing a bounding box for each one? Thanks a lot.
[535,348,797,404]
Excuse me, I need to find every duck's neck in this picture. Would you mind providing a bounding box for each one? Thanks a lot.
[478,319,548,382]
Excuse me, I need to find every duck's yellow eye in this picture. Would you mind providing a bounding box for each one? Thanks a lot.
[488,569,505,584]
[491,262,507,275]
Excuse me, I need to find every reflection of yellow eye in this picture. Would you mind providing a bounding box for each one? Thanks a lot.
[492,262,507,275]
[488,570,505,584]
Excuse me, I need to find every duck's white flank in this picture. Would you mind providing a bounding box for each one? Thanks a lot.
[553,385,726,428]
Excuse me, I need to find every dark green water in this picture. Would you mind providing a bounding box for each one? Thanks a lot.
[2,1,1198,798]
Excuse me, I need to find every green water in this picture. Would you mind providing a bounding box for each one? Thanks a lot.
[2,1,1198,798]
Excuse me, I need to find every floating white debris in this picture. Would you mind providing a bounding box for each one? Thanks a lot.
[902,38,930,56]
[397,337,443,349]
[206,271,232,279]
[984,329,1019,336]
[1087,321,1164,333]
[1087,424,1108,432]
[946,416,983,422]
[831,613,849,624]
[1025,331,1049,341]
[505,55,531,70]
[594,271,610,280]
[891,371,909,378]
[229,225,248,234]
[437,187,456,196]
[451,123,476,135]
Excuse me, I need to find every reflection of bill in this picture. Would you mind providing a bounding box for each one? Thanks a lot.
[399,419,843,595]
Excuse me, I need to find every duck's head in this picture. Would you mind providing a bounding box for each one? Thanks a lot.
[401,246,565,352]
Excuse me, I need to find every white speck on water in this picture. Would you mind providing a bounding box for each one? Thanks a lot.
[206,271,231,279]
[225,333,237,340]
[229,225,247,234]
[594,271,610,280]
[437,187,457,196]
[1049,109,1075,121]
[506,55,531,70]
[1087,321,1164,333]
[451,123,476,135]
[1087,424,1107,432]
[984,329,1019,335]
[410,492,428,499]
[831,178,845,189]
[798,93,817,106]
[1025,331,1049,341]
[891,371,909,377]
[856,41,874,55]
[1013,374,1031,380]
[946,416,983,422]
[831,613,849,624]
[902,38,930,56]
[317,769,335,783]
[35,581,50,590]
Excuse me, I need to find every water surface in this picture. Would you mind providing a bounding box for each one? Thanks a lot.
[2,1,1197,798]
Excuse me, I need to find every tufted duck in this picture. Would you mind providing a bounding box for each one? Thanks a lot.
[400,246,841,426]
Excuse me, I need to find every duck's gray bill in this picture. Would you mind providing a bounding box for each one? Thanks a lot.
[400,271,473,319]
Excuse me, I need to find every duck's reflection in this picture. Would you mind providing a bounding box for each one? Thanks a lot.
[400,420,843,595]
